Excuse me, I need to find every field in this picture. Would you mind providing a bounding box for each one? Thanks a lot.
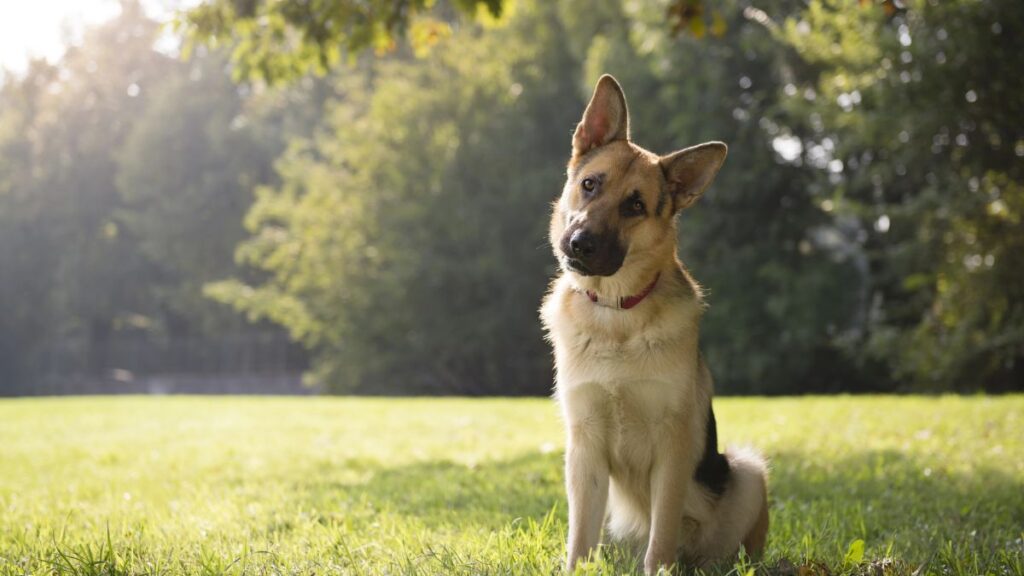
[1,396,1022,575]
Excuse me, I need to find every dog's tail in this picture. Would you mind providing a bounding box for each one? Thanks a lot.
[691,446,770,561]
[726,446,770,555]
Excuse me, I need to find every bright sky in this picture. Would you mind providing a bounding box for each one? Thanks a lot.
[0,0,193,74]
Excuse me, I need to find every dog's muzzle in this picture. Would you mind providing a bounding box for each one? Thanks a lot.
[560,228,625,277]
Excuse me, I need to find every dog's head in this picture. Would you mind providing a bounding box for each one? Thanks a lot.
[550,75,727,280]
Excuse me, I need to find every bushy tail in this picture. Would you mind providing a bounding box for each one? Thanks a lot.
[728,446,770,556]
[692,446,770,562]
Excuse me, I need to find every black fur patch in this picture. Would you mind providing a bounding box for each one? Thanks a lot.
[694,404,731,497]
[655,187,668,216]
[619,190,647,218]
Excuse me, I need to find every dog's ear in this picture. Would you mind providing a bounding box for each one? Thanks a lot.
[572,75,629,157]
[660,142,728,212]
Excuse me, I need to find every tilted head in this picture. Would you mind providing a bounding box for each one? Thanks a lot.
[550,75,727,282]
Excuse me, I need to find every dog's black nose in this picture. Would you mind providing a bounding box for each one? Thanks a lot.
[569,229,597,257]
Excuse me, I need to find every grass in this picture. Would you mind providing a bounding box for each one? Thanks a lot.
[0,395,1021,575]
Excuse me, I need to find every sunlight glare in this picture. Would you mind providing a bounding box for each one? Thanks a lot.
[0,0,195,75]
[0,0,121,72]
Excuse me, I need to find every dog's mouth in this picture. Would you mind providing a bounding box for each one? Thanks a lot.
[565,258,593,276]
[564,256,626,277]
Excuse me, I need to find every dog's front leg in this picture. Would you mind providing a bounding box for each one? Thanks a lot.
[644,443,688,574]
[565,429,609,571]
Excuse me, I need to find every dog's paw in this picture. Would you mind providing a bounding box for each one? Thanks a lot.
[643,551,676,575]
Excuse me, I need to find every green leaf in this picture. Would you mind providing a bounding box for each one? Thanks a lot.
[844,538,865,564]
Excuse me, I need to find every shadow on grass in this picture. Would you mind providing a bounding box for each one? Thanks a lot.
[295,447,1023,569]
[765,449,1024,567]
[299,451,566,529]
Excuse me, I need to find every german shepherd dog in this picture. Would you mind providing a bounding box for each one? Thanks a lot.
[541,75,769,574]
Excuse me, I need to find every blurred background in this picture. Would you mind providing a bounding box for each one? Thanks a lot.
[0,0,1020,397]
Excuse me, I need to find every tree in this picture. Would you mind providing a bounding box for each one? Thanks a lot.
[0,3,176,389]
[0,3,316,393]
[0,62,61,388]
[175,0,503,83]
[178,0,742,84]
[206,1,581,393]
[116,51,279,337]
[779,0,1024,390]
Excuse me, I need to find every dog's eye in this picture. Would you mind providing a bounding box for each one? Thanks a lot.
[620,192,646,217]
[581,178,596,193]
[630,198,645,215]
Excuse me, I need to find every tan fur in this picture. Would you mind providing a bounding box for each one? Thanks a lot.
[541,75,768,574]
[743,472,770,555]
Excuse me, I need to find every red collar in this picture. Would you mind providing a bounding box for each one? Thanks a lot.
[583,273,660,310]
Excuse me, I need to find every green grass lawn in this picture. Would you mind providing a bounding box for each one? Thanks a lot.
[0,396,1021,575]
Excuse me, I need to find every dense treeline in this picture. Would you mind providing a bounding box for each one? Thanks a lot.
[0,3,316,394]
[1,0,1020,395]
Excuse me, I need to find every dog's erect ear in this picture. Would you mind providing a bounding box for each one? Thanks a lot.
[660,142,728,212]
[572,75,630,157]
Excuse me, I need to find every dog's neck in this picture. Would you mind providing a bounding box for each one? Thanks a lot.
[568,250,694,310]
[581,272,660,310]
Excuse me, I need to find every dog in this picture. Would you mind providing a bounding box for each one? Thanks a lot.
[540,75,769,574]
